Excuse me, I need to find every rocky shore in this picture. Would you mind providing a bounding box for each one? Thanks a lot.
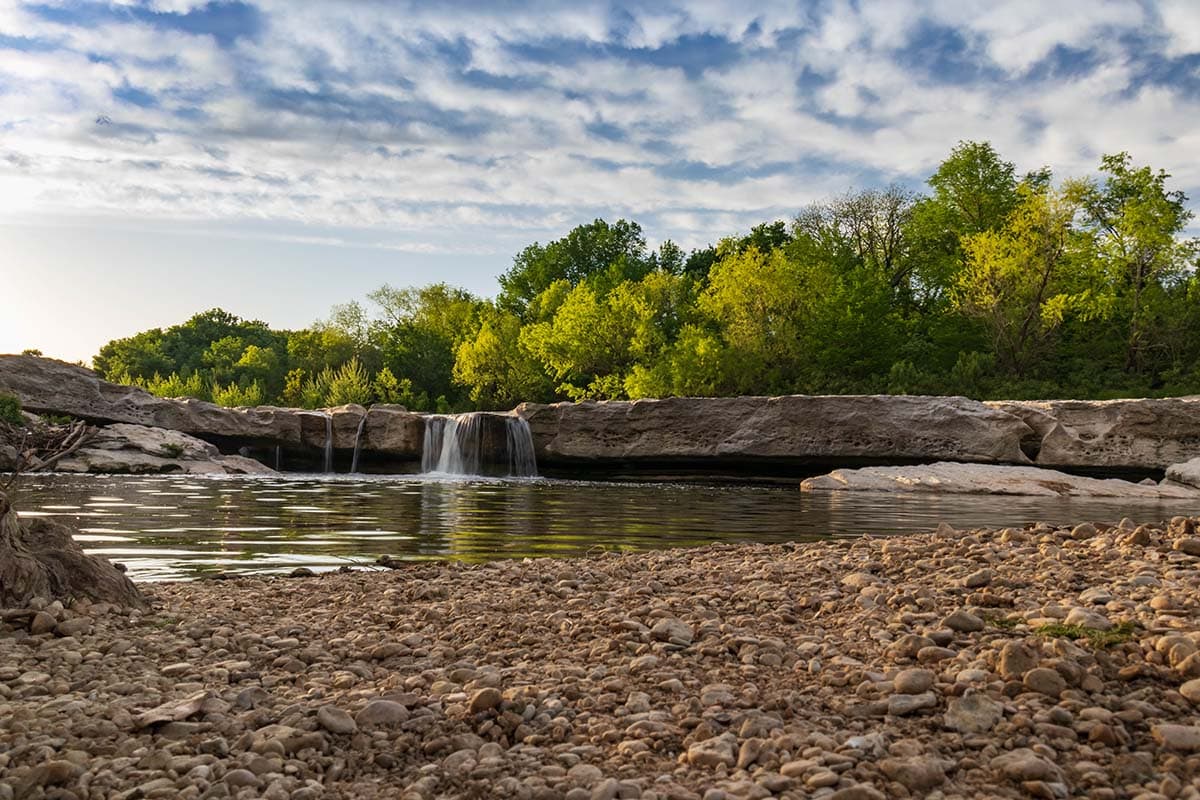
[4,520,1200,799]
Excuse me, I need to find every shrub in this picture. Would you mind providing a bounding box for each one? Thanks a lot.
[0,393,22,425]
[325,358,372,406]
[211,380,264,408]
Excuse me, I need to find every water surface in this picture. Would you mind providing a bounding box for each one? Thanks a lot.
[9,473,1196,581]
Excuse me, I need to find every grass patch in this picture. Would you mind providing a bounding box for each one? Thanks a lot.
[160,443,185,459]
[1033,620,1136,647]
[984,614,1021,630]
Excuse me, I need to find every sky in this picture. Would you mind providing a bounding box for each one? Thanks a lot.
[2,1,1200,363]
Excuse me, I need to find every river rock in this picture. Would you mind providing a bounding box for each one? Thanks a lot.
[317,705,358,735]
[893,669,935,694]
[354,700,408,728]
[1023,668,1066,697]
[1152,724,1200,752]
[878,757,946,791]
[686,734,738,768]
[801,462,1200,498]
[944,692,1003,733]
[517,395,1035,466]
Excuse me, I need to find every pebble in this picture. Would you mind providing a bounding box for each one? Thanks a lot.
[317,705,357,735]
[1,519,1197,799]
[893,668,935,694]
[942,610,984,632]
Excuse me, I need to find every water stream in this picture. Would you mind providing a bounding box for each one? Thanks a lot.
[421,413,537,477]
[9,472,1195,582]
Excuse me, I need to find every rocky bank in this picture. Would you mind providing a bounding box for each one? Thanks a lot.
[3,519,1200,799]
[6,354,1200,479]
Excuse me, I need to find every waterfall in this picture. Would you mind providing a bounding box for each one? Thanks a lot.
[274,445,281,472]
[349,414,368,473]
[323,412,333,473]
[506,416,537,477]
[422,413,537,477]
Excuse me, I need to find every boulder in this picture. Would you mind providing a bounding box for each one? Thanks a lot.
[990,398,1200,470]
[1166,457,1200,490]
[0,355,302,444]
[55,423,274,475]
[516,395,1035,466]
[800,462,1200,499]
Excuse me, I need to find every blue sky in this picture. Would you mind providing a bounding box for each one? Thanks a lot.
[2,0,1200,362]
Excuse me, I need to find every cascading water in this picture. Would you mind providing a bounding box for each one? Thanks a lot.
[349,414,367,473]
[422,413,537,477]
[323,413,333,473]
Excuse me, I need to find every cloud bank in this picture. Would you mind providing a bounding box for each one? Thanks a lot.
[2,0,1200,252]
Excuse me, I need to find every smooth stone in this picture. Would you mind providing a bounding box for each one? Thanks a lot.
[1023,668,1067,697]
[317,705,357,735]
[944,693,1004,733]
[893,669,936,695]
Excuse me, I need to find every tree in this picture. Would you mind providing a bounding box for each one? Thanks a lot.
[497,219,653,316]
[454,309,552,407]
[953,186,1102,376]
[906,141,1022,307]
[1073,153,1198,371]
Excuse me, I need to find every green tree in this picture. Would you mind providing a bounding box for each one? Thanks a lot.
[325,358,373,406]
[454,309,552,408]
[953,186,1103,376]
[1073,152,1199,371]
[497,219,653,316]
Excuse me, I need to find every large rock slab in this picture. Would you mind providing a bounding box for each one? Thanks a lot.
[516,395,1035,466]
[800,462,1200,499]
[1167,457,1200,490]
[0,355,302,444]
[991,399,1200,471]
[56,423,275,475]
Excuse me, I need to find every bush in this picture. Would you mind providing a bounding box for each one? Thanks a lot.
[0,393,22,425]
[325,358,372,406]
[211,381,264,408]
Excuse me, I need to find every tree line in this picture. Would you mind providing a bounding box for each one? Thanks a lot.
[94,141,1200,410]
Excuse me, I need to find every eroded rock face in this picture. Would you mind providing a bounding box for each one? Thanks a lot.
[991,399,1200,470]
[0,355,303,444]
[800,462,1200,499]
[517,395,1035,466]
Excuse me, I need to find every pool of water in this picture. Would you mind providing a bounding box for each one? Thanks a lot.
[7,472,1197,581]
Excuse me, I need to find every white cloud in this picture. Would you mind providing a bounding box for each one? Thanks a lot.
[0,0,1197,254]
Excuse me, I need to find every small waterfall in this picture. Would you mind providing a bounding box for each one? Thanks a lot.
[506,416,537,477]
[349,414,368,473]
[274,445,281,472]
[323,413,334,473]
[422,413,537,477]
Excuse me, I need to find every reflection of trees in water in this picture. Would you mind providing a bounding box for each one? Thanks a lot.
[19,473,1196,579]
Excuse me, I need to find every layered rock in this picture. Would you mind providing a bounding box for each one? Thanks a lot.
[0,355,302,445]
[516,395,1035,466]
[991,399,1200,471]
[800,461,1200,499]
[56,423,275,475]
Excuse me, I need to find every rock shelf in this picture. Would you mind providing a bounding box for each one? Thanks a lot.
[3,519,1200,799]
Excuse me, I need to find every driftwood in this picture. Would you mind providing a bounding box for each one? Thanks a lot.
[1,419,95,491]
[0,490,146,609]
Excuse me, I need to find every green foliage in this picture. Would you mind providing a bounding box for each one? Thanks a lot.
[211,380,264,408]
[89,142,1200,410]
[1033,621,1136,648]
[325,358,373,406]
[0,393,23,425]
[160,443,185,458]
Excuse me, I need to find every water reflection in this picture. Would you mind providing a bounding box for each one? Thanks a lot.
[6,472,1196,582]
